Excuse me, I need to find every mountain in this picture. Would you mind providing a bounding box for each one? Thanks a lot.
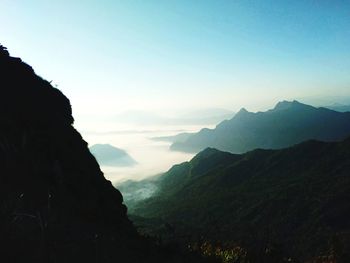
[0,44,147,262]
[131,138,350,262]
[0,45,214,263]
[171,100,350,153]
[89,144,136,167]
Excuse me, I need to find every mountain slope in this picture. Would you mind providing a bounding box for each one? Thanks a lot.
[0,44,149,262]
[132,138,350,261]
[171,100,350,153]
[0,45,216,263]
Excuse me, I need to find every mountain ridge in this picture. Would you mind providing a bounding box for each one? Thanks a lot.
[129,137,350,261]
[171,100,350,153]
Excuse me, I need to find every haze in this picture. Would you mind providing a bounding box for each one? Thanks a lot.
[1,0,349,182]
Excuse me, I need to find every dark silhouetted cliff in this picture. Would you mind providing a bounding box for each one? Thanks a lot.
[0,45,217,263]
[0,44,147,262]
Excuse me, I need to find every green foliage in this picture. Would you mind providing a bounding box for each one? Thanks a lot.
[189,242,248,263]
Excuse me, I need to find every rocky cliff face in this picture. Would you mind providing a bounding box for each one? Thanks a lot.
[0,45,145,262]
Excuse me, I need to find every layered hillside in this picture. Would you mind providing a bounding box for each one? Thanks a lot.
[131,138,350,262]
[171,100,350,153]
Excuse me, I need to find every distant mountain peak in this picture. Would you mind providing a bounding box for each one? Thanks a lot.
[195,147,221,158]
[235,107,251,117]
[238,107,249,113]
[171,99,350,154]
[273,100,308,111]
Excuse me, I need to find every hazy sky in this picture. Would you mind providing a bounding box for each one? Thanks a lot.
[1,0,350,115]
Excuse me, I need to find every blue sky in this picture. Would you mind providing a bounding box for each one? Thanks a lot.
[1,0,350,115]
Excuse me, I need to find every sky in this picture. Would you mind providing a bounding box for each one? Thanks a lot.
[1,0,350,117]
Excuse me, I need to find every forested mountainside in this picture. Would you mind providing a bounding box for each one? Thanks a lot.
[129,138,350,262]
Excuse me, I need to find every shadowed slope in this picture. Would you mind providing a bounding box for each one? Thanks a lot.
[0,44,148,262]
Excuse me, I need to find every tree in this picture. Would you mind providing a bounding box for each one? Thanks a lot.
[0,45,9,57]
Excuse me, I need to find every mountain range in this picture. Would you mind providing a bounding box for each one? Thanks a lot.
[171,100,350,153]
[128,138,350,262]
[3,43,350,262]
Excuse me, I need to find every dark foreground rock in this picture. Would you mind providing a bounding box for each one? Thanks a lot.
[0,45,215,263]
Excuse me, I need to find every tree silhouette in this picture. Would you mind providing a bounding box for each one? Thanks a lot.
[0,44,9,57]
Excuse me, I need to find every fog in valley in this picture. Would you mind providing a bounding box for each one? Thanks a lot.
[75,111,224,184]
